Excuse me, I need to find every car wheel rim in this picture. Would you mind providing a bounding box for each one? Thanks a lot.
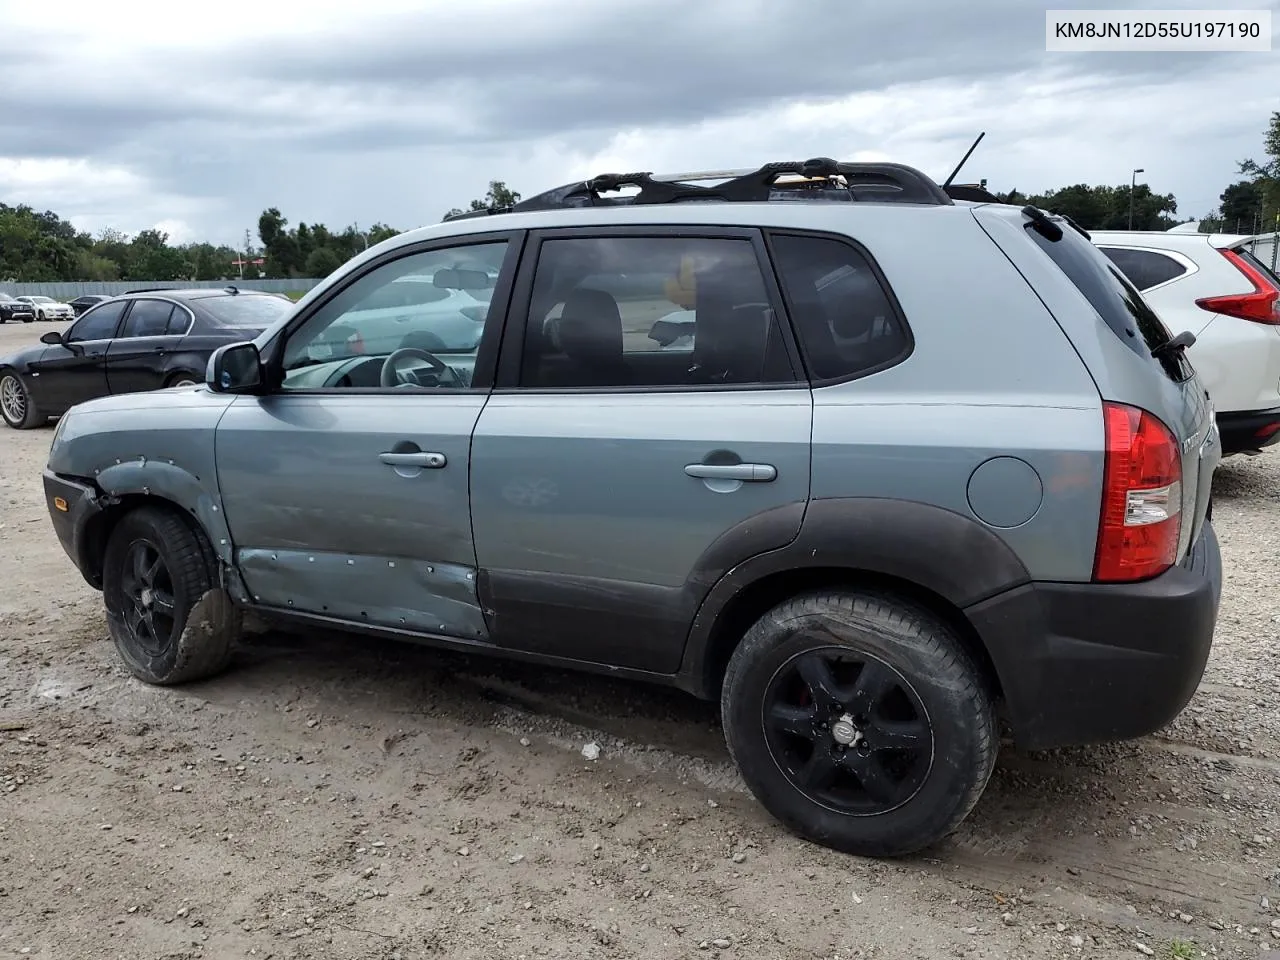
[0,376,26,423]
[174,379,196,387]
[119,539,178,657]
[762,646,934,816]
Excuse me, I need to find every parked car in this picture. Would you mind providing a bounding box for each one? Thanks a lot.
[0,286,293,429]
[41,160,1221,858]
[68,294,115,317]
[16,295,76,321]
[1092,230,1280,456]
[0,292,36,323]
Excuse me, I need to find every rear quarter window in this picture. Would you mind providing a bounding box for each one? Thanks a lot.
[767,232,911,382]
[1098,247,1188,291]
[1026,221,1192,383]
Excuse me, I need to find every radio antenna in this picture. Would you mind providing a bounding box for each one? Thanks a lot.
[942,131,986,188]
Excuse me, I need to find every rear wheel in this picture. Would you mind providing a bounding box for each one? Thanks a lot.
[721,588,997,858]
[166,372,200,388]
[0,370,42,429]
[102,507,241,684]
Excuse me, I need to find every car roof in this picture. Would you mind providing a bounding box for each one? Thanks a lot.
[1091,230,1257,251]
[119,287,278,301]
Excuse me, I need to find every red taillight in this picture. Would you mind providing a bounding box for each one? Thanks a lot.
[1194,249,1280,324]
[1093,402,1183,583]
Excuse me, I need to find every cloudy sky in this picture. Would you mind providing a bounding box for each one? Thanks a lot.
[1,0,1277,248]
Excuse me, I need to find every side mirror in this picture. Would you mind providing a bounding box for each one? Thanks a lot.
[207,341,263,393]
[40,331,64,346]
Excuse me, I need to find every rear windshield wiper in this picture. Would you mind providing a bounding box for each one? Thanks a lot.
[1152,329,1196,358]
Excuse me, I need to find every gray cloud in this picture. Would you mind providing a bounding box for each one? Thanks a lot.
[1,0,1276,243]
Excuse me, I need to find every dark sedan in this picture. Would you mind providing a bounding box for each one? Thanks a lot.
[68,294,115,317]
[0,293,36,324]
[0,286,293,429]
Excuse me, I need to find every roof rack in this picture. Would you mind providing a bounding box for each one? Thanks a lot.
[443,158,955,221]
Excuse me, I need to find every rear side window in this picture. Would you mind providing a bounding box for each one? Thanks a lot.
[1099,247,1188,291]
[1026,222,1191,382]
[768,233,911,382]
[121,299,175,338]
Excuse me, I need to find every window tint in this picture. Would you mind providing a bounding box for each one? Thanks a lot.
[519,236,794,389]
[121,299,175,338]
[198,294,293,327]
[67,301,127,342]
[1099,247,1188,291]
[1026,221,1190,382]
[280,240,509,391]
[768,234,911,381]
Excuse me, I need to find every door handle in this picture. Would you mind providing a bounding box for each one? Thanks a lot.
[379,451,447,468]
[684,463,777,482]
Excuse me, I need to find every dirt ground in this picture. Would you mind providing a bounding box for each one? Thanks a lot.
[3,319,1280,960]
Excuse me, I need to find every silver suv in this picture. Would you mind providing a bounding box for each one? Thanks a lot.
[42,160,1223,858]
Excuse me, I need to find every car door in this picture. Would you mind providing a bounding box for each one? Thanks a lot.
[214,232,521,639]
[469,227,814,674]
[29,299,128,412]
[104,298,189,394]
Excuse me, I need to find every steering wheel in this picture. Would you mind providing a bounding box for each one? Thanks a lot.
[379,347,460,388]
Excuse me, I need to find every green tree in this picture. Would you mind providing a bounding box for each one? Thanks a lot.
[304,246,344,277]
[444,180,521,220]
[1238,111,1280,232]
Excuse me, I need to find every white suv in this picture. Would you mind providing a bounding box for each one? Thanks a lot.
[1093,230,1280,456]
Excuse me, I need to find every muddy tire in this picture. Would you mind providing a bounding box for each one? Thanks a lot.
[102,506,240,685]
[0,370,42,429]
[721,588,997,858]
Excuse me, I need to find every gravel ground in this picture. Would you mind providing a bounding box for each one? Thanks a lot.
[3,319,1280,959]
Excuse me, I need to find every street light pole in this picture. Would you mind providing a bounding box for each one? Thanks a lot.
[1129,168,1145,230]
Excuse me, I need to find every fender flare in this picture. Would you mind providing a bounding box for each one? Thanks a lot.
[676,497,1032,695]
[78,459,248,599]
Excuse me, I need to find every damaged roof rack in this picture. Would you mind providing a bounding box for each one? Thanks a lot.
[444,158,957,221]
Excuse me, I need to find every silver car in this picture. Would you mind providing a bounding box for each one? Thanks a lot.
[42,159,1222,858]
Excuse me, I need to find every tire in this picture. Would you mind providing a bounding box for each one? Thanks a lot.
[721,588,997,858]
[102,506,241,685]
[36,310,45,321]
[0,370,43,429]
[166,372,200,388]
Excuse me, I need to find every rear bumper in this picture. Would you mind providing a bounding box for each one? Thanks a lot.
[967,521,1222,751]
[42,469,105,588]
[1216,407,1280,455]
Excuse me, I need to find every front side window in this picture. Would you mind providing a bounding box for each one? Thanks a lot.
[67,301,127,342]
[518,235,794,389]
[279,241,508,391]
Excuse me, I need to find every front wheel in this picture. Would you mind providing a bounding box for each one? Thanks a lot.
[0,370,42,429]
[721,588,997,858]
[102,507,241,684]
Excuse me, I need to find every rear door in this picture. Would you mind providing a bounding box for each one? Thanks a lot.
[469,227,812,673]
[29,299,127,412]
[104,298,188,394]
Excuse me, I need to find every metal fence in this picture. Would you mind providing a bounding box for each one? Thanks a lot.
[0,278,325,299]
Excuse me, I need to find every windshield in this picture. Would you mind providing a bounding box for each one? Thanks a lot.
[30,296,55,304]
[198,294,294,327]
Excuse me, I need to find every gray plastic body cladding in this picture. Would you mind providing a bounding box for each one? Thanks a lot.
[213,393,489,638]
[469,389,813,673]
[676,496,1033,695]
[806,209,1106,582]
[972,206,1218,562]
